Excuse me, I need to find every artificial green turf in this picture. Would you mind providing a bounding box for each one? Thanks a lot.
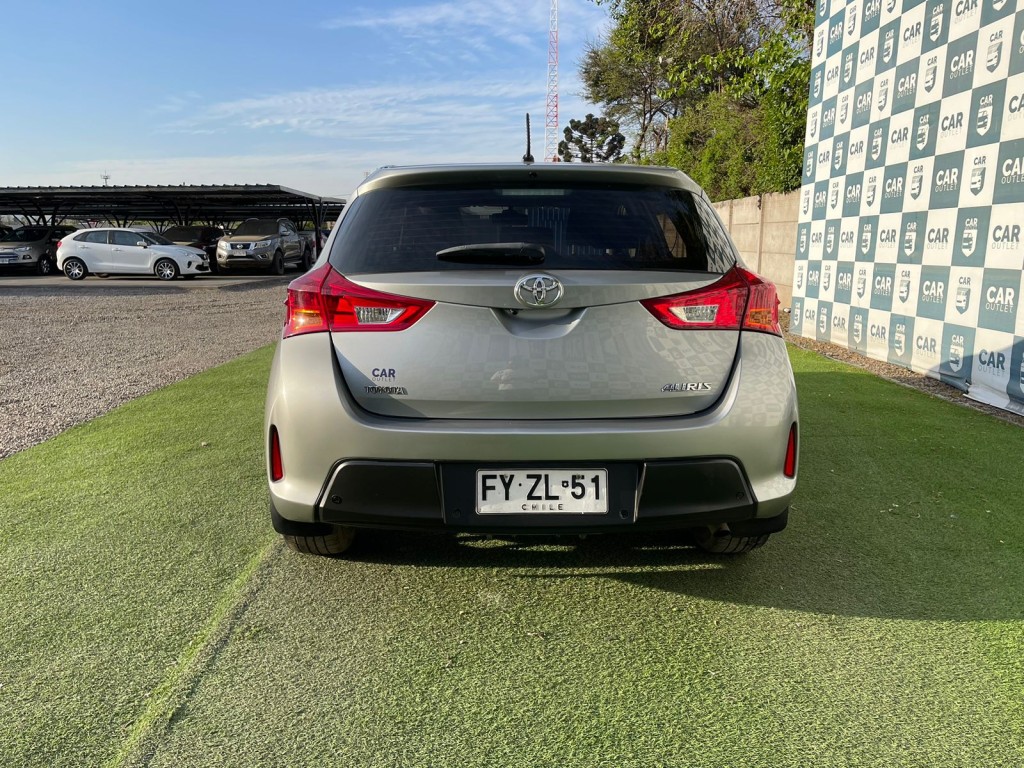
[3,345,1023,767]
[0,346,277,768]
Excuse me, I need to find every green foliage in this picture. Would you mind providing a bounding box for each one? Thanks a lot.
[557,113,626,163]
[663,93,761,200]
[580,42,677,160]
[586,0,813,195]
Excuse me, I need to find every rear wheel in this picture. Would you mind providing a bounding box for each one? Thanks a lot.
[693,509,788,554]
[283,527,356,557]
[300,245,312,271]
[154,258,179,281]
[694,527,770,554]
[271,250,285,275]
[271,502,356,557]
[63,258,87,280]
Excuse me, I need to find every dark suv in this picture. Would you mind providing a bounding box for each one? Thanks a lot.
[163,225,226,274]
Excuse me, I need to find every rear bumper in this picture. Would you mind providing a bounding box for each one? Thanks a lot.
[267,332,799,530]
[310,457,757,533]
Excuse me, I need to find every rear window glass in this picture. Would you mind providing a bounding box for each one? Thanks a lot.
[164,226,202,240]
[5,227,49,242]
[234,220,279,236]
[328,184,738,274]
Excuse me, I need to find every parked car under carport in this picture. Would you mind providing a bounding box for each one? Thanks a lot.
[0,225,77,275]
[163,225,225,273]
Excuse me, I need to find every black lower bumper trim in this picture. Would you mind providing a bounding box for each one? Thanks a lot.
[316,458,761,533]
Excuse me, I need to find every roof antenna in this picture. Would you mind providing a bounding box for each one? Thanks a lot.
[522,113,535,164]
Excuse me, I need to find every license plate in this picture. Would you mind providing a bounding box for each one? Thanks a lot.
[476,469,608,515]
[0,256,14,264]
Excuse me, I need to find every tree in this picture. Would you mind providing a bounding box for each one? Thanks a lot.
[660,93,761,200]
[579,2,687,161]
[586,0,814,195]
[557,114,626,163]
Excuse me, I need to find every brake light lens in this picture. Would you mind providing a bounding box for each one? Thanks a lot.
[784,423,798,479]
[269,426,283,482]
[284,264,435,338]
[641,266,781,335]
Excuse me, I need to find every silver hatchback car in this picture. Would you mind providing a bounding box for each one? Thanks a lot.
[266,163,798,556]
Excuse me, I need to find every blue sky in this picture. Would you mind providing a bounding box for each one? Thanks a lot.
[0,0,608,198]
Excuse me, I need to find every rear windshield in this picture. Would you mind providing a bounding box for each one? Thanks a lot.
[234,220,278,236]
[328,183,738,273]
[163,226,202,240]
[3,227,49,242]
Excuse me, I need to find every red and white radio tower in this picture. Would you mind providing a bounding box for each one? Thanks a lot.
[545,0,559,161]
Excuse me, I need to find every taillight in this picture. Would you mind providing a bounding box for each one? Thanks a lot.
[641,266,781,335]
[56,240,63,250]
[269,426,283,482]
[784,423,797,479]
[284,264,434,338]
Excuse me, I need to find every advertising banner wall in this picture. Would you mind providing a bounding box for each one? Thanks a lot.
[794,0,1024,414]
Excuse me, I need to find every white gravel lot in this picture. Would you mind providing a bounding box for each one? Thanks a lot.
[0,281,287,459]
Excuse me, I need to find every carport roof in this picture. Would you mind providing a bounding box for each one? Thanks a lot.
[0,184,345,227]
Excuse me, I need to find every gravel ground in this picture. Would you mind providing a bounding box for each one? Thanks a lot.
[2,284,1019,461]
[0,282,287,459]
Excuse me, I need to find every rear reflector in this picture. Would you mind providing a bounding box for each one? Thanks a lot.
[269,426,283,482]
[784,424,797,479]
[284,264,434,338]
[641,266,781,335]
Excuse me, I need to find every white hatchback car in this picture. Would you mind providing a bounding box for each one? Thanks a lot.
[56,228,210,280]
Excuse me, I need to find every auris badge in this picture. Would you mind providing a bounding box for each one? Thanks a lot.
[514,273,564,308]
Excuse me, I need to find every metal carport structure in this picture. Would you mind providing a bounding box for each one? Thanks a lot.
[0,184,345,230]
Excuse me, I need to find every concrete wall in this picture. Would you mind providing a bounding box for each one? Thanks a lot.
[712,190,799,309]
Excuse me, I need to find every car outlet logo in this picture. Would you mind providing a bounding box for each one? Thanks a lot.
[910,170,924,199]
[514,274,564,308]
[971,164,987,195]
[956,284,972,313]
[962,219,978,257]
[949,335,965,372]
[916,117,931,150]
[929,5,944,42]
[987,38,1003,72]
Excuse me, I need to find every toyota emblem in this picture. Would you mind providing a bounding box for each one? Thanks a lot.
[514,274,564,308]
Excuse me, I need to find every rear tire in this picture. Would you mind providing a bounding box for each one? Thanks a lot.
[300,245,312,271]
[282,527,356,557]
[155,258,179,281]
[63,258,87,280]
[694,527,770,554]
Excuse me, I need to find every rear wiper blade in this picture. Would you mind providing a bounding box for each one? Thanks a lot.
[436,243,546,265]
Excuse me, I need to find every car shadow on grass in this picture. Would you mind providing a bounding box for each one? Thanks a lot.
[342,523,1022,624]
